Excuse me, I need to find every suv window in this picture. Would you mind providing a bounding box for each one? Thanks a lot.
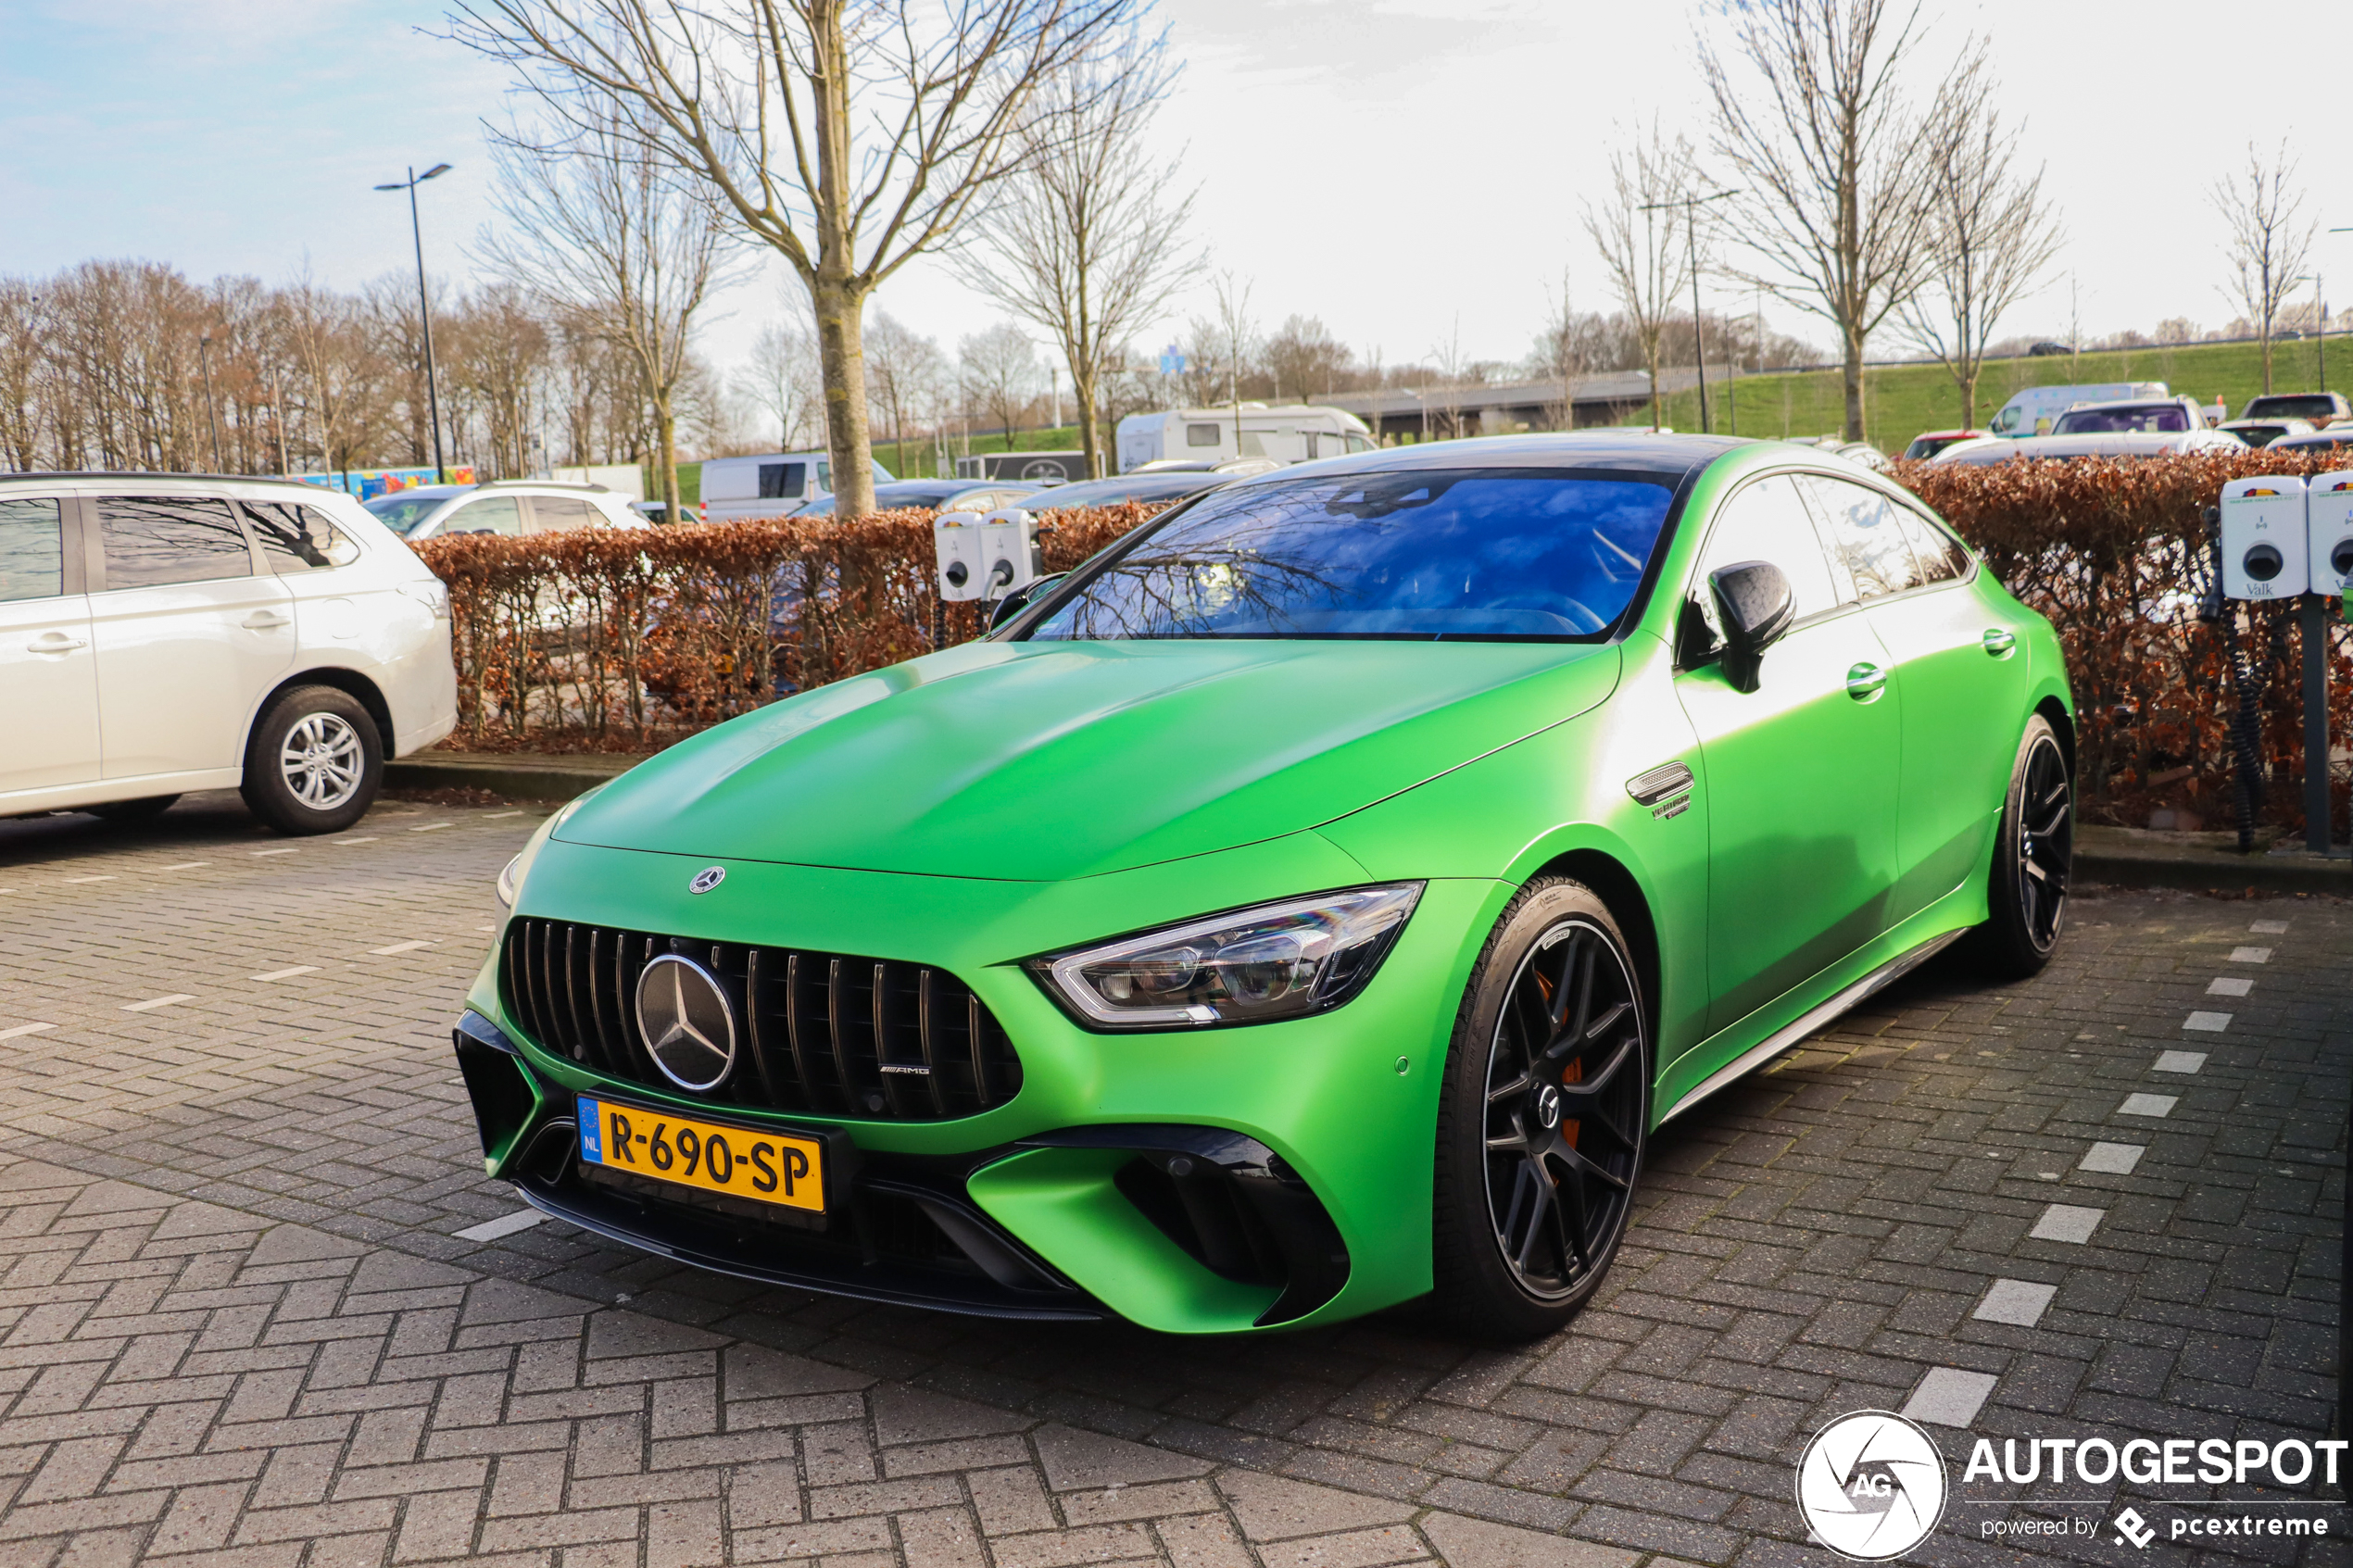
[757,463,804,500]
[2246,395,2339,422]
[526,495,599,533]
[1800,476,1921,600]
[0,496,65,602]
[244,501,360,571]
[1697,475,1841,622]
[438,495,523,537]
[94,496,255,589]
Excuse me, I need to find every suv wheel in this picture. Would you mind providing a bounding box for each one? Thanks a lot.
[242,685,382,835]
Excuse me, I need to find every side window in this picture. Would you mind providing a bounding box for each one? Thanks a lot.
[0,496,65,602]
[1892,508,1969,585]
[1695,475,1843,625]
[758,462,804,500]
[95,496,254,589]
[1187,423,1222,447]
[245,501,360,572]
[525,495,598,533]
[1801,476,1924,600]
[440,496,523,537]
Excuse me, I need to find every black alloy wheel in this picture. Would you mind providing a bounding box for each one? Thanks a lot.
[1976,711,2071,977]
[1432,878,1649,1340]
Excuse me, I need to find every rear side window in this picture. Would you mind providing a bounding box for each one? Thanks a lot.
[244,501,360,572]
[95,496,254,589]
[1892,508,1969,585]
[1800,476,1922,600]
[0,496,64,602]
[439,495,523,537]
[758,463,804,500]
[527,495,599,533]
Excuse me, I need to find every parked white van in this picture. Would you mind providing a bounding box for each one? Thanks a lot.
[1115,405,1376,472]
[1987,382,2168,437]
[696,451,895,522]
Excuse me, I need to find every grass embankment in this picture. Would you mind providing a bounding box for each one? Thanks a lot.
[1651,335,2344,454]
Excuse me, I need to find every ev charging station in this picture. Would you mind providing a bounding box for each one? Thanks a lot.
[933,510,989,602]
[2215,474,2343,854]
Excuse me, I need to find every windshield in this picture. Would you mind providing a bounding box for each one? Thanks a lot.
[1024,470,1675,643]
[2053,404,2187,434]
[362,494,450,536]
[2247,395,2335,421]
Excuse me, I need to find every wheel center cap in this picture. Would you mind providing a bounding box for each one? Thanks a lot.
[1533,1084,1562,1129]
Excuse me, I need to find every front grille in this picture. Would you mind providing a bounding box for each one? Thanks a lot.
[501,918,1022,1121]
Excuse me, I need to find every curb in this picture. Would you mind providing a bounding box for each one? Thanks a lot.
[386,751,642,803]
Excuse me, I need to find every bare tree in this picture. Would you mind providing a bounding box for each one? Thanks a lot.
[1703,0,1963,441]
[1895,69,2062,429]
[448,0,1142,520]
[1263,315,1350,403]
[954,27,1198,478]
[1209,270,1255,446]
[959,321,1039,451]
[739,315,823,449]
[1584,123,1698,432]
[866,308,946,475]
[2213,139,2314,396]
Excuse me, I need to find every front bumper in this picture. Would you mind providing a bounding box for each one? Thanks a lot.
[456,834,1504,1333]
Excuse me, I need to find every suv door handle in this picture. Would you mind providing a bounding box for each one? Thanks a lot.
[28,632,87,652]
[241,609,293,631]
[1982,627,2017,657]
[1845,662,1887,701]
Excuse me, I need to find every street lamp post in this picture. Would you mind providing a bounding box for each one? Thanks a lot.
[374,162,453,483]
[195,333,225,472]
[1638,189,1736,433]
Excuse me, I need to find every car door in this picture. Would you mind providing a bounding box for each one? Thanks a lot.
[87,494,295,779]
[0,493,101,793]
[243,497,372,659]
[1801,474,2031,923]
[1673,473,1904,1032]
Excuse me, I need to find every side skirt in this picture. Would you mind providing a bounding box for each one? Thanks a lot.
[1654,927,1966,1125]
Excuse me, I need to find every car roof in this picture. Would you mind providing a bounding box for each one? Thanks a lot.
[1031,472,1226,507]
[0,471,346,493]
[1226,431,1748,489]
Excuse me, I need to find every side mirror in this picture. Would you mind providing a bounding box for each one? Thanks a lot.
[1708,560,1794,694]
[988,572,1066,633]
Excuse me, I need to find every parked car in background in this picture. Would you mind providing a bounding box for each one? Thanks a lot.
[698,451,895,523]
[0,473,457,834]
[956,450,1088,484]
[1902,430,1988,460]
[1987,382,2169,437]
[1116,405,1375,471]
[2028,341,2072,357]
[2048,396,2214,435]
[1130,458,1284,478]
[1833,442,1889,470]
[2218,418,2317,448]
[2239,392,2351,426]
[1026,470,1248,511]
[2266,427,2353,456]
[788,478,1041,521]
[364,481,643,541]
[1931,429,2246,464]
[631,500,676,524]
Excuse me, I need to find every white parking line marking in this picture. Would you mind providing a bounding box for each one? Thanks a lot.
[477,925,496,933]
[410,823,453,833]
[333,837,379,846]
[1902,1368,1998,1427]
[2152,1050,2208,1074]
[2206,976,2252,997]
[484,811,522,820]
[252,848,300,857]
[455,1210,547,1242]
[61,875,114,884]
[2249,919,2290,935]
[2184,1011,2232,1033]
[0,1022,57,1041]
[2029,1204,2105,1244]
[2119,1093,2177,1118]
[2080,1142,2145,1175]
[369,941,434,956]
[250,966,319,982]
[122,995,195,1012]
[1973,1279,2057,1328]
[159,862,209,872]
[2229,947,2271,963]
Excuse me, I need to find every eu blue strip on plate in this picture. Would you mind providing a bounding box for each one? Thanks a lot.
[577,1097,604,1162]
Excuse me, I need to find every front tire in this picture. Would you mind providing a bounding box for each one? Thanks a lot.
[1975,713,2071,978]
[241,685,382,835]
[1431,879,1650,1342]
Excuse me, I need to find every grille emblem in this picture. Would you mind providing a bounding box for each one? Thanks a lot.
[634,955,737,1092]
[688,866,725,895]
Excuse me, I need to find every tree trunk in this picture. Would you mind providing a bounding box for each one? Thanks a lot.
[1842,325,1867,442]
[813,273,874,517]
[1960,365,1979,431]
[653,397,681,523]
[2261,326,2274,395]
[1645,344,1664,431]
[1073,365,1101,479]
[809,0,876,521]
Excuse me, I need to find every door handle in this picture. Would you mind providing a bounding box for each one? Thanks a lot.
[1982,627,2017,657]
[1845,662,1887,701]
[27,633,87,652]
[241,609,293,631]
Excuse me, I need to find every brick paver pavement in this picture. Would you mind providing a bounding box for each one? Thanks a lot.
[0,793,2343,1567]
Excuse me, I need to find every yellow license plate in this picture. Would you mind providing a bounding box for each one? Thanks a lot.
[576,1096,825,1212]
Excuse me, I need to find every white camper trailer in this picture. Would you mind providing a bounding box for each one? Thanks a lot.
[696,451,896,522]
[1114,405,1376,473]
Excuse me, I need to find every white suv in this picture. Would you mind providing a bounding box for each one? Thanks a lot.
[0,474,459,834]
[361,480,644,540]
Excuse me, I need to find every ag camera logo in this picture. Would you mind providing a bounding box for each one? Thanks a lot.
[1796,1411,1948,1561]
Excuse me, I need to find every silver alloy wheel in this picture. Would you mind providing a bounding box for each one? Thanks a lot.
[278,712,364,811]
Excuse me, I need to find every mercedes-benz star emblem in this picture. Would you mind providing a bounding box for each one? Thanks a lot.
[688,866,725,895]
[1534,1084,1562,1129]
[634,954,737,1092]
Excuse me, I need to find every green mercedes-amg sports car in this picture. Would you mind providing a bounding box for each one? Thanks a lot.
[453,433,2072,1339]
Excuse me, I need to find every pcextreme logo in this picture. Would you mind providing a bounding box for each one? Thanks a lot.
[1795,1411,1948,1561]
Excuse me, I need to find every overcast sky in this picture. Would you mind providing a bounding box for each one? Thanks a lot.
[5,0,2350,382]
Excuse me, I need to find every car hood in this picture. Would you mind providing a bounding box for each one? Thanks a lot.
[558,638,1622,881]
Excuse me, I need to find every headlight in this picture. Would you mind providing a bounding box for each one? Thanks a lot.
[1029,884,1423,1030]
[496,854,523,909]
